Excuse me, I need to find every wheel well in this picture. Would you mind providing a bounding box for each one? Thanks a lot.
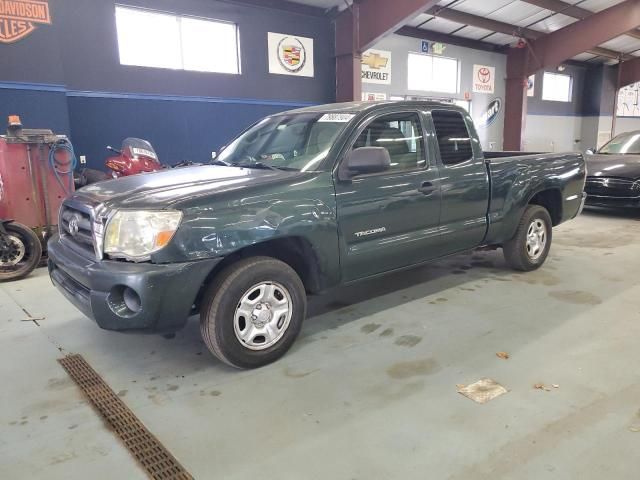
[193,236,323,312]
[529,189,562,226]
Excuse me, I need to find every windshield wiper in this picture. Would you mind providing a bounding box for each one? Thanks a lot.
[232,162,298,172]
[231,161,278,171]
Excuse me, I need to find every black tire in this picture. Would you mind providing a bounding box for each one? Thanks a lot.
[503,205,552,272]
[200,256,307,369]
[0,222,43,282]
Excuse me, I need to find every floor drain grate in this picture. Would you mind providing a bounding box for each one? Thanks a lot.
[58,354,193,480]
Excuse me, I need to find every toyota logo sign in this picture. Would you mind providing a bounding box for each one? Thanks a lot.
[478,67,491,84]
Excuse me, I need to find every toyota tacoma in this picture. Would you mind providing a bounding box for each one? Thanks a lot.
[48,101,587,368]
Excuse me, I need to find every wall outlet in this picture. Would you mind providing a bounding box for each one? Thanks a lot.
[80,155,87,164]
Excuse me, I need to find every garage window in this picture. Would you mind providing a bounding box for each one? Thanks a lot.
[542,72,572,102]
[115,6,240,74]
[407,53,459,94]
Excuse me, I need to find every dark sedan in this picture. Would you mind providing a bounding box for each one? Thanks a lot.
[585,131,640,208]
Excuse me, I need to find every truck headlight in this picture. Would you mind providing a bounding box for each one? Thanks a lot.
[104,210,182,261]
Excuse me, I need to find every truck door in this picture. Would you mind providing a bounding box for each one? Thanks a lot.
[334,110,442,282]
[428,109,489,253]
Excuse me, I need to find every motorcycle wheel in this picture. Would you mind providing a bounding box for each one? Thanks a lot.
[0,222,43,282]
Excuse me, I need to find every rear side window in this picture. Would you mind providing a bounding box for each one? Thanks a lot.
[431,110,473,166]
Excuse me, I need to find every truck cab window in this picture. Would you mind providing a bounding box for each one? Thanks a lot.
[431,110,473,166]
[353,113,426,171]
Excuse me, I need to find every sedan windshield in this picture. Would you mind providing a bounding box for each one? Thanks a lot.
[599,132,640,155]
[217,112,354,171]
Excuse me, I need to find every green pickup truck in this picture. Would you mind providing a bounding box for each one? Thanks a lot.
[48,101,586,368]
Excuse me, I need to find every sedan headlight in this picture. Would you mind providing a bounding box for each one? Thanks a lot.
[104,210,183,261]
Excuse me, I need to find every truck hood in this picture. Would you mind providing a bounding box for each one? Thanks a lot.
[586,154,640,179]
[74,165,298,209]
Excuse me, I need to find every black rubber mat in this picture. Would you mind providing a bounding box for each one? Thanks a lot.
[58,354,193,480]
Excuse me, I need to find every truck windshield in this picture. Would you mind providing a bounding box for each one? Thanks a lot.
[217,113,353,171]
[599,132,640,155]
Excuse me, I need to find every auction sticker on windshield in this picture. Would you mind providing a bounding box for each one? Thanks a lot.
[318,114,355,123]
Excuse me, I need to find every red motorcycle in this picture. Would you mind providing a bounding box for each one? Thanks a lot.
[75,138,162,187]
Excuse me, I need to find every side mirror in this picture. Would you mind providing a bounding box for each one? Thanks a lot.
[341,147,391,179]
[585,148,596,155]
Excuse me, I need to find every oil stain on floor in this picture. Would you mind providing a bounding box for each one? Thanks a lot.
[387,358,440,379]
[549,290,602,306]
[394,335,423,348]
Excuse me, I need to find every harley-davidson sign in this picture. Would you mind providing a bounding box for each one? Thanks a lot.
[0,0,51,44]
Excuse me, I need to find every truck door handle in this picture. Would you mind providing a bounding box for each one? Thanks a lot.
[418,181,436,195]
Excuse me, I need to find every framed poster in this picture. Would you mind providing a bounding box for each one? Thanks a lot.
[472,65,495,94]
[268,32,314,77]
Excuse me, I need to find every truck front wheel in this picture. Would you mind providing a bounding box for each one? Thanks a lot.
[200,256,307,369]
[503,205,552,271]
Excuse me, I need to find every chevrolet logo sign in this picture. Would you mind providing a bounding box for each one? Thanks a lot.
[362,53,388,70]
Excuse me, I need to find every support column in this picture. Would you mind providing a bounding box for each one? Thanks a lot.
[335,4,361,102]
[334,0,440,102]
[503,49,529,151]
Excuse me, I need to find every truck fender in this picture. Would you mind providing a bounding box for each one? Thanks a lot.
[156,197,341,287]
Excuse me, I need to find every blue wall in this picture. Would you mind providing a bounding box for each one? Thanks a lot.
[0,0,335,169]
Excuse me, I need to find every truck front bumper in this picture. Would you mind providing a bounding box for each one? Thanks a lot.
[47,235,221,333]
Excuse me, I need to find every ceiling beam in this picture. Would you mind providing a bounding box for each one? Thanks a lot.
[521,0,640,41]
[427,6,544,40]
[396,26,504,53]
[356,0,441,53]
[221,0,328,17]
[526,0,640,74]
[429,6,634,64]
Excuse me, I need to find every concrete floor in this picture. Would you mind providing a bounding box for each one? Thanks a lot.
[1,209,639,480]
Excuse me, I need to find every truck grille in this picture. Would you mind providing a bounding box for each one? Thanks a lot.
[60,203,98,258]
[585,177,640,198]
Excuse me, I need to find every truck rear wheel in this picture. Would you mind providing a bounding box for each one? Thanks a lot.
[200,256,306,369]
[0,222,42,282]
[503,205,552,272]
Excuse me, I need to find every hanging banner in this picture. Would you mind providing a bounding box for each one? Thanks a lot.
[0,0,51,43]
[361,49,392,85]
[268,32,314,77]
[472,65,495,94]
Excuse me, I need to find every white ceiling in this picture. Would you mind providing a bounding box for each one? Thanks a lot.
[285,0,640,62]
[412,0,640,62]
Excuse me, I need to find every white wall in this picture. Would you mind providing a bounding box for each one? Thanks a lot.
[524,115,583,152]
[614,117,640,135]
[364,34,506,151]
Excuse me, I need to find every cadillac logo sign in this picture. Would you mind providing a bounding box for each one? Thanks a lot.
[268,32,314,77]
[0,0,51,43]
[277,36,306,73]
[477,98,502,128]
